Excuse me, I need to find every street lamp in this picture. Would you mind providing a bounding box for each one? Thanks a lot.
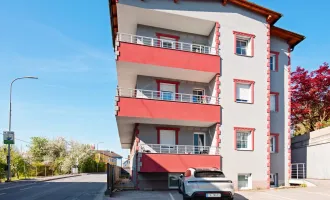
[7,76,38,182]
[96,142,103,172]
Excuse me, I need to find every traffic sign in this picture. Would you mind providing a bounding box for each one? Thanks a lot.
[3,131,15,144]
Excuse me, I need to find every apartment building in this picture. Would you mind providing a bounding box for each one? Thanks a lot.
[108,0,304,190]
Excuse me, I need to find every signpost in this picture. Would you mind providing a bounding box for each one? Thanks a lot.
[3,131,14,144]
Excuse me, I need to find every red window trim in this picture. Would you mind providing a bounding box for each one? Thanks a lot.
[270,133,280,153]
[233,31,256,57]
[156,127,180,145]
[156,80,180,98]
[156,33,180,41]
[233,79,255,104]
[270,51,280,72]
[234,127,255,151]
[270,91,279,112]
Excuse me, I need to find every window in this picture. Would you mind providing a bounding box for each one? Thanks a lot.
[270,54,276,71]
[192,44,204,53]
[236,83,251,103]
[160,36,175,49]
[156,33,180,50]
[236,131,251,150]
[236,38,248,56]
[270,51,279,72]
[193,89,204,103]
[270,136,276,153]
[234,127,255,151]
[270,92,279,112]
[270,133,279,153]
[194,171,225,178]
[168,173,181,189]
[233,31,255,57]
[238,174,252,190]
[234,79,255,104]
[156,80,180,101]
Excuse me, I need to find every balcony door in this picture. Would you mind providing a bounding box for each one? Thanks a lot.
[160,83,176,101]
[193,89,204,103]
[160,130,176,153]
[194,132,206,154]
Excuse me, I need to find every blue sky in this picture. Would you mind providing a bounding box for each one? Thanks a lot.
[0,0,326,159]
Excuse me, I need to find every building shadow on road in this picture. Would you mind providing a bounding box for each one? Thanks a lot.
[234,193,249,200]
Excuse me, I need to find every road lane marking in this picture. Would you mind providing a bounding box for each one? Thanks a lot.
[169,192,175,200]
[262,192,297,200]
[20,186,35,190]
[0,182,36,191]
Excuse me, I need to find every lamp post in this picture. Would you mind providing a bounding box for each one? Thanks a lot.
[96,142,103,172]
[7,76,38,182]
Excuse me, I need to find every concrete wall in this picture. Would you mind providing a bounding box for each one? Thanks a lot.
[307,142,330,179]
[138,124,214,146]
[291,127,330,179]
[136,24,210,46]
[269,36,290,186]
[136,75,212,96]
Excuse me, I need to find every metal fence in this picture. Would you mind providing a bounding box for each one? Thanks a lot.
[117,88,220,105]
[291,163,306,179]
[117,32,217,55]
[139,144,220,155]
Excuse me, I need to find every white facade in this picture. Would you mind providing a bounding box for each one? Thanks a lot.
[110,0,304,190]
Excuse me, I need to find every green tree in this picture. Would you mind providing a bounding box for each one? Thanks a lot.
[29,137,48,162]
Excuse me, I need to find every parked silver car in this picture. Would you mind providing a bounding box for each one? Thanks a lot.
[178,167,234,200]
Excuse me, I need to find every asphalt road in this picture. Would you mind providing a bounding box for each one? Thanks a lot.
[0,173,107,200]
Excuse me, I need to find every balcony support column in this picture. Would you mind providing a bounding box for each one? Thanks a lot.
[134,123,140,190]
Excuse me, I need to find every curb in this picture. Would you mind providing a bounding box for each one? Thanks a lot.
[38,174,82,182]
[0,174,83,184]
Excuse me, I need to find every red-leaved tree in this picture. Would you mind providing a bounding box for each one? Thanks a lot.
[291,63,330,132]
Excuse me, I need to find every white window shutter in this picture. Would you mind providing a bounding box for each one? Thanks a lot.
[237,84,251,102]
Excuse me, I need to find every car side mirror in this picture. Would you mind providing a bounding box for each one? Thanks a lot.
[180,174,183,178]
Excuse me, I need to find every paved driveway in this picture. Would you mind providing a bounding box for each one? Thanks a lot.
[110,184,330,200]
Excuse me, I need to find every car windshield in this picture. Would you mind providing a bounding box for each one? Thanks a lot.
[194,171,225,178]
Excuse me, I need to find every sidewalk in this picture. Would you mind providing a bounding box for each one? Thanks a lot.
[0,173,82,185]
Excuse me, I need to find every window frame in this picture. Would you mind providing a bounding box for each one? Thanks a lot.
[270,133,279,153]
[156,127,180,145]
[270,51,280,72]
[234,79,255,104]
[234,127,255,151]
[156,79,180,99]
[270,92,279,112]
[238,173,252,190]
[233,31,256,57]
[192,88,205,103]
[156,33,180,49]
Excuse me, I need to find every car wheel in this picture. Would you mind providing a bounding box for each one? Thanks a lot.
[182,184,191,200]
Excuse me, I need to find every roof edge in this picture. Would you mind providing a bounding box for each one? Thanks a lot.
[270,26,305,50]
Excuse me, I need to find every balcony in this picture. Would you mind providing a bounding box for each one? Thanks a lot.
[116,88,221,148]
[116,33,220,89]
[116,88,220,123]
[118,88,220,105]
[139,144,220,155]
[118,33,216,55]
[138,144,220,173]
